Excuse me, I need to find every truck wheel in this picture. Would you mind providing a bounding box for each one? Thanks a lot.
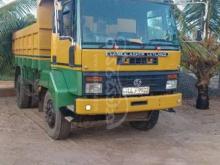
[38,94,44,112]
[43,92,71,140]
[31,97,39,108]
[15,75,30,108]
[29,84,39,108]
[130,111,159,131]
[38,88,47,112]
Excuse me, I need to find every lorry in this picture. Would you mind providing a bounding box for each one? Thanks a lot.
[12,0,182,140]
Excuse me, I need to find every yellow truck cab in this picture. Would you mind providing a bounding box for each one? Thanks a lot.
[13,0,182,140]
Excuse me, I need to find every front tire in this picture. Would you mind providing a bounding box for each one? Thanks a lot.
[130,111,159,131]
[43,91,71,140]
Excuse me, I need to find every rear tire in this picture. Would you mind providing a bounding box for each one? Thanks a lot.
[43,91,71,140]
[30,95,39,108]
[15,75,30,108]
[38,94,44,112]
[29,83,39,108]
[130,111,159,131]
[38,88,47,112]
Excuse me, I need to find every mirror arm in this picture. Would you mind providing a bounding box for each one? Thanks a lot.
[59,36,76,46]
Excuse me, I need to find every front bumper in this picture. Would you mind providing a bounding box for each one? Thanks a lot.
[75,93,182,115]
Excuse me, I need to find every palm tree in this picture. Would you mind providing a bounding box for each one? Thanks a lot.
[0,0,36,78]
[176,1,220,109]
[0,0,36,37]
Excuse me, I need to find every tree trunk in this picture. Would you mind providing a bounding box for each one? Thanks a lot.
[196,84,209,110]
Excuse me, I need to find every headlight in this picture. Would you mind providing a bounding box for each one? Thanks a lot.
[166,80,177,90]
[86,83,102,94]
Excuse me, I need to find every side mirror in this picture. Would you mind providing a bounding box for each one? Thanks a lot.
[69,45,75,67]
[59,36,76,67]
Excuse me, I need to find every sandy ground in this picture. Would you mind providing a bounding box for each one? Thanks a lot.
[0,81,14,89]
[0,97,220,165]
[0,81,15,97]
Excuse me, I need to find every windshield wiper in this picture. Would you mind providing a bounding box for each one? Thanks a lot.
[122,39,144,45]
[149,39,173,43]
[150,39,172,42]
[149,39,179,46]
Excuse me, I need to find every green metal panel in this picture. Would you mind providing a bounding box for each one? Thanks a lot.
[15,56,82,109]
[15,56,50,71]
[40,68,82,109]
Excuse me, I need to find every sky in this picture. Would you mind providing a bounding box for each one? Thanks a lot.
[2,0,14,4]
[4,0,15,2]
[0,0,15,6]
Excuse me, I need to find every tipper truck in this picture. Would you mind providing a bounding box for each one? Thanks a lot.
[13,0,182,140]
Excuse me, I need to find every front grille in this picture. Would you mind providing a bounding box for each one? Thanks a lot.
[104,74,167,96]
[118,75,166,91]
[83,71,178,97]
[117,57,158,65]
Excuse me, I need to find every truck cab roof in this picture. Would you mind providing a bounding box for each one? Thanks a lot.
[38,0,174,6]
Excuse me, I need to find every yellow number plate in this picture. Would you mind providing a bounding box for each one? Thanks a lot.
[122,87,150,96]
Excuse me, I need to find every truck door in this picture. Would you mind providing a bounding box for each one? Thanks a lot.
[51,0,81,68]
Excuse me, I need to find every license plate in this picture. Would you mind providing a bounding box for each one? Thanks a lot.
[122,87,150,96]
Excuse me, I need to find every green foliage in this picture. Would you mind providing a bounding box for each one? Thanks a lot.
[0,0,36,80]
[0,0,36,37]
[181,38,219,85]
[174,1,220,86]
[184,0,220,37]
[0,14,36,62]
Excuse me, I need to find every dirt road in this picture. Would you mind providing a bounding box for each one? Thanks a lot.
[0,97,219,165]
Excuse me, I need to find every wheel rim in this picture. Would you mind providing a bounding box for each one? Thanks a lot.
[45,100,56,129]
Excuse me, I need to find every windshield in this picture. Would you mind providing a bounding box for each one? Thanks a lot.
[80,0,179,50]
